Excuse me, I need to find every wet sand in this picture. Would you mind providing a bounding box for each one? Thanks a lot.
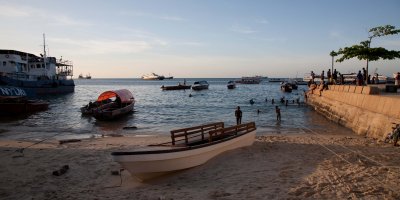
[0,131,399,200]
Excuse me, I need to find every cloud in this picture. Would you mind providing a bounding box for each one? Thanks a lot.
[0,4,90,27]
[256,19,269,24]
[49,38,151,55]
[0,5,30,17]
[329,31,343,39]
[176,42,205,46]
[231,25,257,34]
[119,11,186,22]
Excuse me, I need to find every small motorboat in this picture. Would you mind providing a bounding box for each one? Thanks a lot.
[281,83,292,92]
[227,81,236,89]
[111,122,256,181]
[192,80,209,90]
[161,84,191,90]
[92,89,135,120]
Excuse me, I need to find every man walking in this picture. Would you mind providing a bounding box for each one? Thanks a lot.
[235,106,242,125]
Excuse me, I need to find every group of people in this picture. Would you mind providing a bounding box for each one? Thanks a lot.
[311,69,400,87]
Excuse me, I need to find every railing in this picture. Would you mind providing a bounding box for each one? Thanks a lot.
[170,122,224,145]
[208,122,256,142]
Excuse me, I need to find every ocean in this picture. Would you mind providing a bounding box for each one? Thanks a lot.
[0,78,353,140]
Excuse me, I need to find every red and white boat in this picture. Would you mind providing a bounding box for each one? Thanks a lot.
[92,89,135,120]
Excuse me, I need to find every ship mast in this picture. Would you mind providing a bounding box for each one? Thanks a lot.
[43,33,47,70]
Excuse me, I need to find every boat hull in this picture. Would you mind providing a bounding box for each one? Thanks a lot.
[161,85,191,90]
[0,76,75,96]
[112,130,256,181]
[93,102,134,120]
[0,100,49,114]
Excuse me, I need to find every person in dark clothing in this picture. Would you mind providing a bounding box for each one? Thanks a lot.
[357,70,363,86]
[275,106,281,121]
[333,69,338,84]
[235,106,242,125]
[327,69,331,83]
[321,70,325,82]
[115,96,122,107]
[362,68,367,84]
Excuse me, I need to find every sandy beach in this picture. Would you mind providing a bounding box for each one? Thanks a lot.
[1,130,400,200]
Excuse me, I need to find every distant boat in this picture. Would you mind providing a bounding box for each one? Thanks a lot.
[227,81,236,89]
[192,80,209,90]
[268,78,287,82]
[280,82,292,92]
[78,74,91,79]
[92,89,135,120]
[235,76,262,84]
[111,122,256,181]
[161,84,191,90]
[141,73,165,80]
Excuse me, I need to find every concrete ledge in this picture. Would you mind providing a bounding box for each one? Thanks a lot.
[355,86,363,94]
[308,88,400,138]
[349,85,356,93]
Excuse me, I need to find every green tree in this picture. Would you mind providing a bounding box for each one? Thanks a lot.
[335,25,400,83]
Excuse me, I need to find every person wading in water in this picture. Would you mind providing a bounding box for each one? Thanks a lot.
[235,106,242,125]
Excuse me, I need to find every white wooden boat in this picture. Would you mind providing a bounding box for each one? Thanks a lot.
[111,122,256,181]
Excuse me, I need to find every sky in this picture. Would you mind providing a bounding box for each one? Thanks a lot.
[0,0,399,78]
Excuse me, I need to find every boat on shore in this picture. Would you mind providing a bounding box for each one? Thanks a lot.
[227,81,236,89]
[111,122,256,181]
[192,80,209,90]
[141,73,165,80]
[0,86,49,115]
[0,36,75,97]
[92,89,135,120]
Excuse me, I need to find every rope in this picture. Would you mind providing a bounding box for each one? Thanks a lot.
[299,125,399,196]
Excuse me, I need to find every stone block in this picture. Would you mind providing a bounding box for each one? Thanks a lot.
[349,85,356,93]
[385,85,397,93]
[344,85,350,92]
[355,86,363,94]
[362,86,371,95]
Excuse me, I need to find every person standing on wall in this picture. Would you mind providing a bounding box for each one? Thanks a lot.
[395,72,400,87]
[235,106,242,125]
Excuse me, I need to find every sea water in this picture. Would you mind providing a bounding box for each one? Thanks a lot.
[0,78,353,140]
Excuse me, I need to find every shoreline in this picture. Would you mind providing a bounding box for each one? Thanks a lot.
[1,131,399,199]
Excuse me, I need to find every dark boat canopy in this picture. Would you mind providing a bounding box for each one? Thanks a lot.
[97,89,134,103]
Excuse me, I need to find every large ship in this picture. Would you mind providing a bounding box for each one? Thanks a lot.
[0,35,74,96]
[141,73,165,80]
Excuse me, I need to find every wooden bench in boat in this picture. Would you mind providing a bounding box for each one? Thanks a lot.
[208,122,256,142]
[170,122,224,146]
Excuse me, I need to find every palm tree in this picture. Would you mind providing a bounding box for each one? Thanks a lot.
[330,51,338,73]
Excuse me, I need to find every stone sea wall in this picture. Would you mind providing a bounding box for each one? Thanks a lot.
[307,84,400,139]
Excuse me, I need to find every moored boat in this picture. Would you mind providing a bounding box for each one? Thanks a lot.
[161,84,191,90]
[192,80,209,90]
[235,76,262,84]
[92,89,135,120]
[111,122,256,181]
[227,81,236,89]
[0,35,75,96]
[0,86,49,115]
[281,83,292,92]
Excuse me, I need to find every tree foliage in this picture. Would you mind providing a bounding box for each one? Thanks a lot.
[336,41,400,62]
[335,25,400,63]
